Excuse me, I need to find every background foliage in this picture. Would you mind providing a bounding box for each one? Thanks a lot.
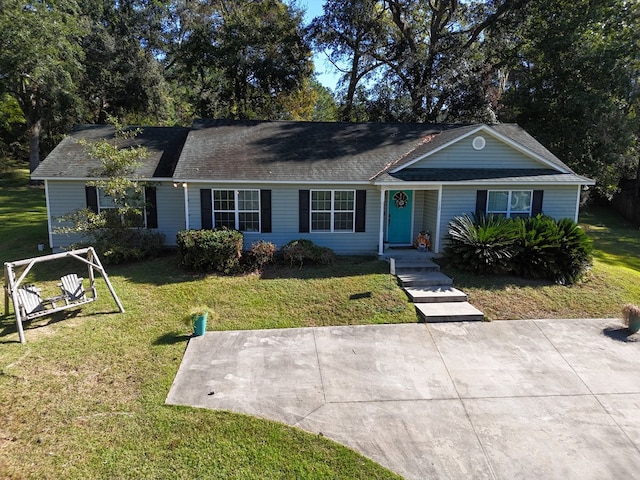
[0,0,638,195]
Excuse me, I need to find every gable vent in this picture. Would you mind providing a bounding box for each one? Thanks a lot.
[472,136,486,150]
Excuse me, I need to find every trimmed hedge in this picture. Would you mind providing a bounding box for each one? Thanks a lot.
[445,214,593,284]
[281,239,336,266]
[177,228,243,273]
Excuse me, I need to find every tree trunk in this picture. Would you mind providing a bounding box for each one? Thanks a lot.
[29,117,41,176]
[634,149,640,199]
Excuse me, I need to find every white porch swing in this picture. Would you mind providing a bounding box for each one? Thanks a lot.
[3,247,125,344]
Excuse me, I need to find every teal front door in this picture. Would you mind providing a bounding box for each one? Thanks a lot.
[387,190,413,244]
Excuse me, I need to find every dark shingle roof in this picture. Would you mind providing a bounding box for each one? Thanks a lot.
[173,119,463,182]
[31,125,189,180]
[34,119,593,186]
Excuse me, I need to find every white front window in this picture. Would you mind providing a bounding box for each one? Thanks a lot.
[213,189,261,232]
[487,190,532,218]
[311,190,355,232]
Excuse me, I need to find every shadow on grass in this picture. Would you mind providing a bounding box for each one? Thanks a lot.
[602,326,639,343]
[153,331,192,345]
[435,259,555,291]
[260,256,389,280]
[0,309,82,344]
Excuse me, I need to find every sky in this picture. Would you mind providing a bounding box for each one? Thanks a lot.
[295,0,341,91]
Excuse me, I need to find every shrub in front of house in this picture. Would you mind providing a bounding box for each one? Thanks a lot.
[177,228,243,273]
[446,214,592,284]
[241,240,277,272]
[281,239,336,266]
[512,215,562,280]
[445,213,519,274]
[96,228,165,265]
[553,217,593,285]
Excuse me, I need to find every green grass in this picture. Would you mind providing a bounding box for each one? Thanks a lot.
[439,205,640,320]
[0,169,406,479]
[2,167,640,478]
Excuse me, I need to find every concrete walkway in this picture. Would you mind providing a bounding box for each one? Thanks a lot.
[166,319,640,479]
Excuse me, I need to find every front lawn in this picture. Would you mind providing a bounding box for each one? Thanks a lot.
[2,166,639,478]
[0,169,407,479]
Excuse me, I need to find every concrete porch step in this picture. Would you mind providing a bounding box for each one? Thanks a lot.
[397,272,453,287]
[393,258,441,273]
[415,302,485,322]
[404,286,468,303]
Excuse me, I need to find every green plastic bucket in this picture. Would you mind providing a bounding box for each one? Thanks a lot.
[193,313,208,336]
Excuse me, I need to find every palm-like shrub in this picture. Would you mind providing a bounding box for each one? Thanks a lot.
[554,218,593,284]
[512,215,562,279]
[446,214,592,285]
[445,213,519,274]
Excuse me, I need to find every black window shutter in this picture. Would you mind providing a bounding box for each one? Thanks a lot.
[200,189,213,229]
[260,190,272,233]
[355,190,366,232]
[299,190,310,233]
[145,186,158,229]
[531,190,544,216]
[85,186,98,213]
[475,190,488,217]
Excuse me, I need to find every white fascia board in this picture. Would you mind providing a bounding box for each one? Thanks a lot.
[374,179,596,188]
[389,124,571,174]
[31,176,175,182]
[174,179,372,185]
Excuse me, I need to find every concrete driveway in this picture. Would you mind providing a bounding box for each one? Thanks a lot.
[166,319,640,479]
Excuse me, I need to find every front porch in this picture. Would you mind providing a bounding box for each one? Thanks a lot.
[377,187,442,256]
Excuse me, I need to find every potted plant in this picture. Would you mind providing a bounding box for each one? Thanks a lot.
[622,304,640,334]
[185,305,214,337]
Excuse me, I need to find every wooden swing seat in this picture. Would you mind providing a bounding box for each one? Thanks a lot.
[4,247,123,343]
[59,273,91,304]
[16,277,96,322]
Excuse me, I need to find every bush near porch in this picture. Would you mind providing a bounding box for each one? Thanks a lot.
[445,214,593,285]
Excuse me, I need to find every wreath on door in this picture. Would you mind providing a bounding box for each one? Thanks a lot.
[393,191,408,209]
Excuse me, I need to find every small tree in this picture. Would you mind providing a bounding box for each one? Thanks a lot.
[57,117,164,263]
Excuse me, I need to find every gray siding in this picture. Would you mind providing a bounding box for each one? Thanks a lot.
[47,180,184,249]
[410,190,439,250]
[47,181,88,249]
[540,185,580,220]
[189,183,382,255]
[412,135,546,170]
[155,183,185,246]
[423,190,439,251]
[437,184,581,251]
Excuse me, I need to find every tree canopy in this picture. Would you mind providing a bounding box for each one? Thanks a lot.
[0,0,638,195]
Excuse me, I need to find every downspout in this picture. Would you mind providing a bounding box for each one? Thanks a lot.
[183,183,190,230]
[44,180,53,248]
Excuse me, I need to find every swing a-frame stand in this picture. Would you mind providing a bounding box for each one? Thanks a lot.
[3,247,124,344]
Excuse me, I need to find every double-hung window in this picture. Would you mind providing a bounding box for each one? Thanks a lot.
[213,189,261,232]
[97,188,145,227]
[311,190,355,232]
[487,190,532,218]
